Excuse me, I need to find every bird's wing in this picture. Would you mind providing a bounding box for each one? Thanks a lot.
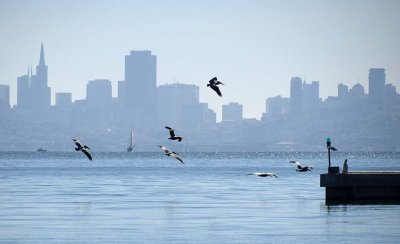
[81,149,92,161]
[209,77,217,85]
[73,139,82,148]
[293,161,303,169]
[173,155,184,164]
[165,126,173,130]
[215,81,224,85]
[159,145,170,154]
[210,85,222,97]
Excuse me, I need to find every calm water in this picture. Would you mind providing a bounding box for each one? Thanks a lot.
[1,152,400,243]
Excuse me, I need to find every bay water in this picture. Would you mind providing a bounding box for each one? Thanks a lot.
[1,152,399,243]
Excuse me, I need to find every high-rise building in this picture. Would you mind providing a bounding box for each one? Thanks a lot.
[222,102,243,122]
[117,80,127,106]
[30,44,51,109]
[55,92,72,108]
[290,77,302,115]
[384,84,398,111]
[182,103,215,129]
[302,81,320,112]
[125,50,157,130]
[86,79,112,109]
[266,95,289,117]
[0,84,10,113]
[338,83,349,98]
[17,72,31,108]
[157,83,199,127]
[16,44,51,110]
[349,83,365,99]
[369,68,385,108]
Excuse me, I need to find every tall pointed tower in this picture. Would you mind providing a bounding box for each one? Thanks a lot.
[35,43,48,86]
[30,43,51,109]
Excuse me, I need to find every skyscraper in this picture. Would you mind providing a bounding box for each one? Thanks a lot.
[17,71,31,108]
[157,83,199,127]
[125,50,157,130]
[0,84,10,114]
[31,44,51,109]
[222,102,243,122]
[86,79,112,109]
[117,80,127,106]
[349,83,365,99]
[17,44,51,110]
[181,103,215,129]
[290,77,302,115]
[369,68,385,109]
[55,92,72,108]
[266,95,289,117]
[338,83,349,98]
[302,81,320,112]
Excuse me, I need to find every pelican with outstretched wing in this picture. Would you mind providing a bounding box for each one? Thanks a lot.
[165,126,183,142]
[207,77,223,97]
[290,160,312,172]
[158,145,184,164]
[73,139,92,161]
[247,172,279,178]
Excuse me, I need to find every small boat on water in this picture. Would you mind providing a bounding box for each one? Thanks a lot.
[127,126,135,152]
[37,148,47,152]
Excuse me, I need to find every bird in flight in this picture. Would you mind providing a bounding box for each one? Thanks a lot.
[207,77,224,97]
[209,76,224,85]
[73,139,92,161]
[158,145,184,164]
[290,160,313,172]
[165,126,183,142]
[247,172,279,178]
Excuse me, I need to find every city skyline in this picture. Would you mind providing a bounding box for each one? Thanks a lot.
[1,43,399,121]
[0,43,399,152]
[1,0,400,120]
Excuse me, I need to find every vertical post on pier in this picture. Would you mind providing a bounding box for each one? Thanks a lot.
[326,137,338,173]
[326,137,331,169]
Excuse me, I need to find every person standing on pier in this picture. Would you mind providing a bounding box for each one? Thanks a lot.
[342,159,348,174]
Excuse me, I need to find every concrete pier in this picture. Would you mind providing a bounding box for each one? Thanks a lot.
[320,171,400,204]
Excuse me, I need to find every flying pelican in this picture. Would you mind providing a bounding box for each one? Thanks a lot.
[158,145,184,164]
[247,172,279,178]
[73,139,92,161]
[209,76,225,85]
[207,77,223,97]
[165,126,183,142]
[290,160,312,172]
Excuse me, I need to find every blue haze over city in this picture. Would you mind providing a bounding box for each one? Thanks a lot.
[0,0,400,151]
[2,1,400,243]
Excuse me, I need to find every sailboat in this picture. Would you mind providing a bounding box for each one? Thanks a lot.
[127,126,135,152]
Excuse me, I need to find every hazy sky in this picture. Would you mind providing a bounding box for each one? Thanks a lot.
[0,0,399,120]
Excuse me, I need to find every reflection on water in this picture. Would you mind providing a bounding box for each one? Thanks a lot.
[0,152,399,243]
